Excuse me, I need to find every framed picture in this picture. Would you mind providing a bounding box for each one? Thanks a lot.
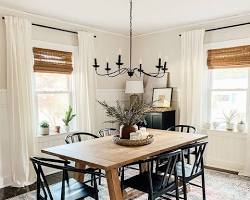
[152,87,173,108]
[143,72,169,104]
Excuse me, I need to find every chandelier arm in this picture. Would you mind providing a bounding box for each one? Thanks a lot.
[95,68,127,76]
[136,69,166,78]
[108,68,128,77]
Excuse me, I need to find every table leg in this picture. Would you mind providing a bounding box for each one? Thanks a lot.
[74,161,86,182]
[106,168,123,200]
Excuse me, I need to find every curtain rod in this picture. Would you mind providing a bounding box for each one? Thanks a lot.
[2,17,96,38]
[179,22,250,37]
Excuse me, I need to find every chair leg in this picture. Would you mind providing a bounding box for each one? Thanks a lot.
[187,149,191,164]
[120,167,125,190]
[98,169,102,185]
[175,179,179,200]
[91,174,94,186]
[182,181,187,200]
[201,171,206,200]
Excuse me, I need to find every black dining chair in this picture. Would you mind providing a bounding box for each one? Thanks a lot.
[122,150,181,200]
[30,157,100,200]
[65,132,103,185]
[167,125,197,164]
[98,128,119,137]
[177,142,208,200]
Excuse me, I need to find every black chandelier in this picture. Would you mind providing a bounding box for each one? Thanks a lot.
[93,0,168,78]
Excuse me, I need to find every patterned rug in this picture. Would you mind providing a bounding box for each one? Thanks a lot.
[7,169,250,200]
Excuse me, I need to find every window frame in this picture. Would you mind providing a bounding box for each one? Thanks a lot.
[32,40,78,134]
[205,38,250,130]
[207,69,249,125]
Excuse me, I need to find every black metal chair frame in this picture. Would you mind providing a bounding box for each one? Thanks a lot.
[167,125,197,164]
[179,142,208,200]
[65,132,99,144]
[65,132,103,185]
[122,150,181,200]
[30,157,100,200]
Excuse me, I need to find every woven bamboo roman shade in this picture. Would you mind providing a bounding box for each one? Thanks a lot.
[207,45,250,69]
[33,47,73,74]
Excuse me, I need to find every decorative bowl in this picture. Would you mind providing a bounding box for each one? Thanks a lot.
[113,135,154,146]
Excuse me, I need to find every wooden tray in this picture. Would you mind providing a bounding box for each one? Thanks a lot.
[113,135,154,146]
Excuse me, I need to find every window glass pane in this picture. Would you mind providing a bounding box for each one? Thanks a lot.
[211,91,247,123]
[37,93,70,126]
[211,68,248,89]
[35,73,69,92]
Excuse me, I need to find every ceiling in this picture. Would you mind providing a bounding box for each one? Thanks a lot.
[0,0,250,35]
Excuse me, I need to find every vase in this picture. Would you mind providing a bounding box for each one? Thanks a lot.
[64,125,70,133]
[237,123,245,132]
[120,125,137,139]
[226,123,234,131]
[55,126,60,133]
[41,127,49,135]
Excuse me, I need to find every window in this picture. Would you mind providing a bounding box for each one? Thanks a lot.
[208,68,248,126]
[33,45,75,131]
[35,73,72,127]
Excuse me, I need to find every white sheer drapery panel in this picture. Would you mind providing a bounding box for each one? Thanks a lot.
[74,31,97,133]
[179,29,207,130]
[5,16,36,187]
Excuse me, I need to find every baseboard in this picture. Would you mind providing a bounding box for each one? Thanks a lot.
[205,165,238,175]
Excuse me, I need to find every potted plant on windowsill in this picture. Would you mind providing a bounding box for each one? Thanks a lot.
[62,105,76,133]
[40,121,49,135]
[223,110,238,131]
[98,100,148,139]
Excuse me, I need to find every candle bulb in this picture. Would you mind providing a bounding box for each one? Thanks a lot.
[158,58,162,66]
[139,58,142,65]
[118,48,122,55]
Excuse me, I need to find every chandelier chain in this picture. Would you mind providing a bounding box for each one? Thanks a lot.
[130,0,132,70]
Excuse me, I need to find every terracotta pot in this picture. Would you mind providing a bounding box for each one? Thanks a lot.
[120,125,137,139]
[55,126,60,133]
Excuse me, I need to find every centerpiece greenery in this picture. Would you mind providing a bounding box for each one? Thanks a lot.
[98,100,149,139]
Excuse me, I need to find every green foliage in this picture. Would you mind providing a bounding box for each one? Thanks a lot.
[98,100,149,126]
[62,105,76,126]
[40,121,49,128]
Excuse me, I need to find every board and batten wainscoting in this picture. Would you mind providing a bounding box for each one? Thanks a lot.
[204,129,247,173]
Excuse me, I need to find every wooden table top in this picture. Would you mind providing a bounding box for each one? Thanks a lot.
[42,129,207,170]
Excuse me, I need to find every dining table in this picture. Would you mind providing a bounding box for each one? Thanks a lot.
[42,128,207,200]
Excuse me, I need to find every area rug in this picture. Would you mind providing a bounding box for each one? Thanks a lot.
[7,169,250,200]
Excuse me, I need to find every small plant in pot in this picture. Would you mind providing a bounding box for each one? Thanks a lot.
[223,110,238,131]
[237,120,246,132]
[62,105,76,133]
[40,121,49,135]
[98,100,149,139]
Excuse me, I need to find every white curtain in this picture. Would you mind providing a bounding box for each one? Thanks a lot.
[179,29,207,129]
[74,31,96,133]
[5,16,36,187]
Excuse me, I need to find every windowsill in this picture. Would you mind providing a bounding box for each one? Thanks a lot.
[36,131,70,138]
[202,128,248,136]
